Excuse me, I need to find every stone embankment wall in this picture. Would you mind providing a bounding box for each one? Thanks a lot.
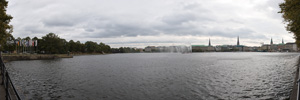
[2,54,73,62]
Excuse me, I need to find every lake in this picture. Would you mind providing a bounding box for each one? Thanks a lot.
[5,52,300,99]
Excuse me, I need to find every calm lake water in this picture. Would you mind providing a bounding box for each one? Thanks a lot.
[5,53,300,100]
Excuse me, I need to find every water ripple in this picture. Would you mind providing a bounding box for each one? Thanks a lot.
[5,52,299,100]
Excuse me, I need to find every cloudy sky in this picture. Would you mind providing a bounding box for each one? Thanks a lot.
[6,0,294,48]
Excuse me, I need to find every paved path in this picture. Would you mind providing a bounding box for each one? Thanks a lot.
[290,66,299,100]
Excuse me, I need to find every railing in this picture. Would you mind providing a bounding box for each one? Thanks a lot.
[297,56,300,100]
[0,54,22,100]
[298,77,300,100]
[298,69,300,100]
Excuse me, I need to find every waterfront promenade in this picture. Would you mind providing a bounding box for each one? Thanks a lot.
[290,61,300,100]
[0,53,23,100]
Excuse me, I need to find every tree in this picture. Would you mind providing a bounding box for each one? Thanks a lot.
[74,41,83,52]
[39,33,67,54]
[61,39,69,53]
[74,41,85,53]
[119,47,125,53]
[32,37,38,40]
[0,0,13,51]
[98,42,110,53]
[24,36,31,40]
[3,34,15,53]
[69,40,76,52]
[279,0,300,46]
[85,41,98,53]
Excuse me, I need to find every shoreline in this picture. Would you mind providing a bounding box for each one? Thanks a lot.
[1,53,110,62]
[71,53,108,56]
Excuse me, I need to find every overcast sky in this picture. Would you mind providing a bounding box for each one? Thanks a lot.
[6,0,294,48]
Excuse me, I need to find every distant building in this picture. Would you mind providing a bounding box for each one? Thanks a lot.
[145,46,155,52]
[144,46,191,53]
[215,45,234,52]
[261,44,271,52]
[192,45,215,52]
[192,39,215,52]
[248,46,260,52]
[260,38,298,52]
[233,45,245,51]
[270,38,273,45]
[144,37,299,53]
[283,42,298,52]
[209,38,211,46]
[237,36,240,46]
[234,36,245,51]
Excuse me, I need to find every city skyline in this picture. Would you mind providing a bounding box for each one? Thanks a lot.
[144,36,291,48]
[6,0,294,48]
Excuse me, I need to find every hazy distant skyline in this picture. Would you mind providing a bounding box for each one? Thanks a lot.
[7,0,294,48]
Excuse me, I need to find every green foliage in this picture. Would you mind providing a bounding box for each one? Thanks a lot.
[3,32,112,54]
[38,33,67,54]
[24,36,31,40]
[69,40,76,52]
[36,33,110,54]
[32,37,38,40]
[84,41,111,53]
[3,34,15,52]
[0,0,13,50]
[76,41,85,53]
[99,42,111,53]
[192,49,204,52]
[112,47,140,53]
[279,0,300,46]
[85,41,98,53]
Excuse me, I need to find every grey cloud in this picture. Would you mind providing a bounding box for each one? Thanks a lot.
[43,19,75,27]
[23,25,46,33]
[108,41,179,44]
[41,9,89,27]
[183,3,200,10]
[76,12,266,40]
[209,28,267,39]
[227,19,244,24]
[79,21,159,38]
[162,13,197,25]
[85,28,94,32]
[102,24,158,37]
[73,1,218,38]
[42,15,79,27]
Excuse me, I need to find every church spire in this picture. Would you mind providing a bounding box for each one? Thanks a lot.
[270,38,273,45]
[282,38,284,44]
[237,36,240,46]
[208,38,211,46]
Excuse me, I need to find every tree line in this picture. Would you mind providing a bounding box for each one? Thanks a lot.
[4,33,112,54]
[111,47,141,53]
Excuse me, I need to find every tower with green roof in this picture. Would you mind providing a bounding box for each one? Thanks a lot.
[237,36,240,46]
[209,38,211,46]
[270,38,273,45]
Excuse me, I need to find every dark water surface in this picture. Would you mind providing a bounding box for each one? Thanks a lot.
[5,53,300,99]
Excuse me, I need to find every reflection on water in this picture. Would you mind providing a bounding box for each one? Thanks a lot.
[6,53,299,99]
